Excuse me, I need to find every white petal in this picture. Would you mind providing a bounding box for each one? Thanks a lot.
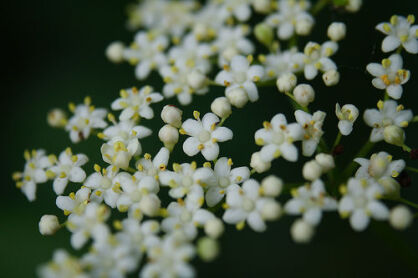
[223,208,247,224]
[303,208,322,226]
[183,137,200,157]
[279,143,298,162]
[366,63,385,77]
[350,209,370,231]
[368,201,389,220]
[386,84,403,99]
[243,81,259,102]
[202,113,219,131]
[71,231,88,249]
[214,157,230,177]
[206,187,224,207]
[247,212,266,232]
[338,120,353,136]
[381,36,400,52]
[403,38,418,54]
[69,167,86,183]
[212,127,233,142]
[201,142,219,161]
[53,178,69,195]
[231,55,249,72]
[182,119,202,137]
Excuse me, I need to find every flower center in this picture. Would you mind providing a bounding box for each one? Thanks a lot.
[181,176,194,187]
[235,71,247,84]
[219,177,230,188]
[272,131,285,145]
[242,198,254,212]
[198,130,211,143]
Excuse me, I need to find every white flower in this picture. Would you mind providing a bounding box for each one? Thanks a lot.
[220,0,252,22]
[122,31,168,79]
[339,178,389,231]
[294,110,326,157]
[13,149,53,201]
[389,205,413,230]
[363,100,412,142]
[302,41,338,81]
[49,148,88,195]
[117,218,160,254]
[205,157,250,207]
[38,249,88,278]
[159,162,215,199]
[376,15,418,54]
[366,54,410,99]
[67,202,110,249]
[265,0,314,40]
[101,139,134,170]
[335,103,359,136]
[255,113,303,162]
[181,112,233,161]
[354,152,405,195]
[135,147,170,180]
[191,3,228,40]
[47,108,67,128]
[56,187,91,216]
[66,98,107,143]
[39,215,60,235]
[285,180,337,226]
[223,179,281,232]
[111,86,163,121]
[215,55,264,106]
[250,152,271,173]
[260,48,305,80]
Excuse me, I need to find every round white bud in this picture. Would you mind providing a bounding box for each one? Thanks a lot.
[139,195,161,217]
[291,219,314,243]
[315,153,335,172]
[211,97,232,118]
[261,175,283,197]
[226,87,248,108]
[193,23,208,40]
[222,47,239,62]
[276,73,297,92]
[39,215,60,235]
[204,218,224,239]
[161,105,183,128]
[346,0,362,12]
[322,70,340,86]
[197,237,219,262]
[158,125,179,151]
[250,152,271,173]
[106,41,125,63]
[389,205,413,230]
[253,0,271,13]
[383,125,405,146]
[261,200,282,221]
[255,23,274,46]
[187,69,207,90]
[293,84,315,107]
[47,108,67,128]
[327,22,347,42]
[295,17,314,36]
[302,160,323,181]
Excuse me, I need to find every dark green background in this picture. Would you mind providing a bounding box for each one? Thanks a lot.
[2,0,418,277]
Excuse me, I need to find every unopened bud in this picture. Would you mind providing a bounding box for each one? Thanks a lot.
[255,23,274,47]
[327,22,346,41]
[161,105,183,128]
[250,152,271,173]
[302,160,322,181]
[106,41,125,63]
[261,175,283,197]
[277,73,297,92]
[383,125,405,146]
[39,215,60,235]
[226,87,248,108]
[211,97,232,118]
[47,109,67,128]
[322,70,340,86]
[293,84,315,107]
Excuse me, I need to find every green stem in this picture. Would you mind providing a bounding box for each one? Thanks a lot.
[127,167,136,174]
[342,141,375,178]
[311,0,331,15]
[402,144,412,152]
[406,166,418,173]
[257,79,276,87]
[332,132,342,149]
[385,197,418,209]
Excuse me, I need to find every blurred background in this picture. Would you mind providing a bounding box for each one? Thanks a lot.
[2,0,418,277]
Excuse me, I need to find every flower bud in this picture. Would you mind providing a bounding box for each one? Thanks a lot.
[187,69,207,90]
[261,175,283,197]
[255,23,274,47]
[222,47,238,62]
[250,152,271,173]
[253,0,271,13]
[346,0,362,12]
[302,160,322,181]
[327,22,346,41]
[161,105,182,128]
[322,70,340,86]
[47,108,67,128]
[197,237,219,262]
[226,87,248,108]
[389,205,413,230]
[139,195,161,217]
[315,153,335,172]
[276,73,297,92]
[293,84,315,107]
[158,125,179,151]
[106,41,125,63]
[383,125,405,146]
[295,17,314,36]
[204,218,224,239]
[211,97,232,118]
[39,215,60,235]
[261,200,282,220]
[291,219,314,243]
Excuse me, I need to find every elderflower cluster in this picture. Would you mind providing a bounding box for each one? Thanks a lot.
[13,1,418,277]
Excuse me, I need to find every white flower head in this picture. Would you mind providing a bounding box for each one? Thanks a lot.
[111,86,163,121]
[56,187,91,216]
[335,103,359,136]
[260,48,305,80]
[255,113,303,162]
[366,54,410,99]
[363,100,412,142]
[295,110,326,157]
[302,41,338,81]
[339,178,389,232]
[38,249,88,278]
[376,15,418,54]
[181,112,233,161]
[66,97,107,143]
[285,180,337,226]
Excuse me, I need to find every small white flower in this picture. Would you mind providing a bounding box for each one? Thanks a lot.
[223,179,280,232]
[260,48,305,80]
[255,113,303,162]
[354,152,405,195]
[376,15,418,54]
[215,55,264,106]
[66,98,107,143]
[135,147,170,180]
[339,178,389,232]
[295,110,326,157]
[322,69,340,86]
[39,215,60,235]
[158,124,179,150]
[335,103,359,136]
[205,157,250,207]
[366,54,410,99]
[302,41,338,81]
[122,31,168,79]
[38,249,88,278]
[111,86,163,121]
[101,139,134,170]
[363,100,412,142]
[49,148,88,195]
[47,108,67,128]
[285,180,337,226]
[182,112,233,161]
[56,187,91,215]
[220,0,252,22]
